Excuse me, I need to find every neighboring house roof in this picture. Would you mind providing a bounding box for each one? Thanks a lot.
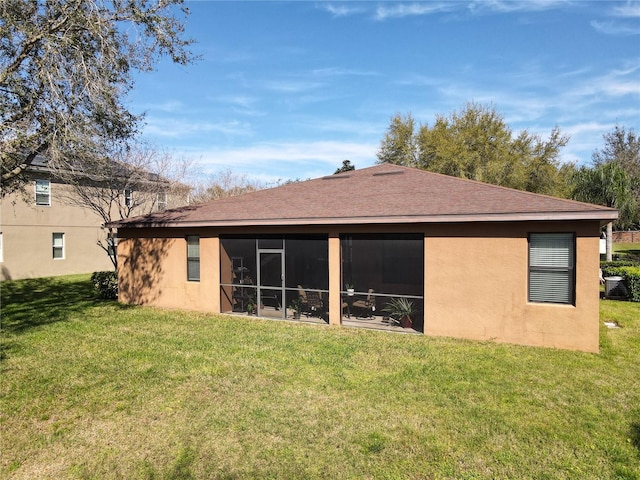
[112,164,618,228]
[25,153,168,185]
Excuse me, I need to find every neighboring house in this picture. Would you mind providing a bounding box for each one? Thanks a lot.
[111,164,617,352]
[0,155,188,280]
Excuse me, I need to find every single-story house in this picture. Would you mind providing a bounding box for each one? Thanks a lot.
[112,164,618,352]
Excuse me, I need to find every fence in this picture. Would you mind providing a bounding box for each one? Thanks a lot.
[612,231,640,243]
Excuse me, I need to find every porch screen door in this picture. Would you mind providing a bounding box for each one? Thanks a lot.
[257,250,285,319]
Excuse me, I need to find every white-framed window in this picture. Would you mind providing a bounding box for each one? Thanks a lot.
[52,232,65,260]
[35,179,51,206]
[157,191,167,211]
[124,188,133,207]
[528,233,575,305]
[107,234,118,260]
[187,235,200,281]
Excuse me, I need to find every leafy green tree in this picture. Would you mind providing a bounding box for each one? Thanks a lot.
[377,103,570,196]
[592,125,640,210]
[376,113,418,167]
[573,125,640,260]
[1,0,195,195]
[593,125,640,178]
[334,160,355,174]
[571,162,636,260]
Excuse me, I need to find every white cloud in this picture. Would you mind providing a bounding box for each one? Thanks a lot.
[262,79,325,93]
[143,117,253,138]
[138,100,186,114]
[591,20,640,35]
[320,3,365,18]
[181,140,378,182]
[611,2,640,17]
[375,3,454,20]
[310,67,380,77]
[467,0,571,14]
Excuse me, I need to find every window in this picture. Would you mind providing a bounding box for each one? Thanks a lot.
[157,192,167,211]
[528,233,575,304]
[52,233,65,259]
[187,235,200,281]
[107,234,117,260]
[124,188,133,207]
[35,179,51,206]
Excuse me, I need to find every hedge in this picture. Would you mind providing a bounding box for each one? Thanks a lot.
[91,271,118,300]
[600,262,640,302]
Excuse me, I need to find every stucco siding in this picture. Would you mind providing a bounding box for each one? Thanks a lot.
[423,221,601,352]
[117,221,602,352]
[1,184,113,280]
[117,228,219,312]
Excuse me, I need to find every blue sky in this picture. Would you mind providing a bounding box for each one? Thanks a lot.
[129,1,640,184]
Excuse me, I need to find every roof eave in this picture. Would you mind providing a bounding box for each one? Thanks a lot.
[112,210,619,229]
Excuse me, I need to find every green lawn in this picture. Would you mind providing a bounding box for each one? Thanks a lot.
[1,275,639,479]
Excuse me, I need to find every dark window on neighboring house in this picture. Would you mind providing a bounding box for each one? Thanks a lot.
[107,235,118,261]
[528,233,575,304]
[124,188,133,207]
[187,235,200,281]
[35,179,51,206]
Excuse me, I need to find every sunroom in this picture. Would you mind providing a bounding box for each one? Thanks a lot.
[219,233,425,332]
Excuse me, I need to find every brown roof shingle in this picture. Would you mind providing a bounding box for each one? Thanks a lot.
[114,164,618,228]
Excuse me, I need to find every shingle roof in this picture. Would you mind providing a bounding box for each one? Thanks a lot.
[113,164,618,228]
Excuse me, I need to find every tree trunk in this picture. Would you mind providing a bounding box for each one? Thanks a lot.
[606,222,613,262]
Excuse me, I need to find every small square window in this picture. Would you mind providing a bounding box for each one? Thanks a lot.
[52,232,65,260]
[35,179,51,206]
[124,188,133,207]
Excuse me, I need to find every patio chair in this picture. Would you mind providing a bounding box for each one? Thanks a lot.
[297,285,324,317]
[352,288,375,318]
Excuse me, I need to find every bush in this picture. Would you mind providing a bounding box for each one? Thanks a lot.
[600,262,640,302]
[91,271,118,299]
[619,266,640,302]
[601,260,639,279]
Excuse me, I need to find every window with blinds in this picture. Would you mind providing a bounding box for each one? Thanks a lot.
[528,233,575,304]
[187,235,200,282]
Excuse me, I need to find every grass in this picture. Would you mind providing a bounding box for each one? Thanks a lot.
[613,243,640,262]
[1,274,639,479]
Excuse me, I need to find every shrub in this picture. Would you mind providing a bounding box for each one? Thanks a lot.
[600,263,640,302]
[619,266,640,302]
[91,271,118,299]
[601,260,639,279]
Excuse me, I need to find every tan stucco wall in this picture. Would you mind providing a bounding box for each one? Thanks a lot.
[423,222,601,352]
[117,228,219,312]
[117,221,602,352]
[1,176,188,281]
[1,183,113,280]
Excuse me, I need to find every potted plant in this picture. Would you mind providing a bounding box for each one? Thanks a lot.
[246,290,256,314]
[289,296,304,319]
[345,283,355,296]
[382,297,416,328]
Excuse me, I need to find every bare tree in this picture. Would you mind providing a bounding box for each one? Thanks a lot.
[189,168,266,204]
[56,144,191,268]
